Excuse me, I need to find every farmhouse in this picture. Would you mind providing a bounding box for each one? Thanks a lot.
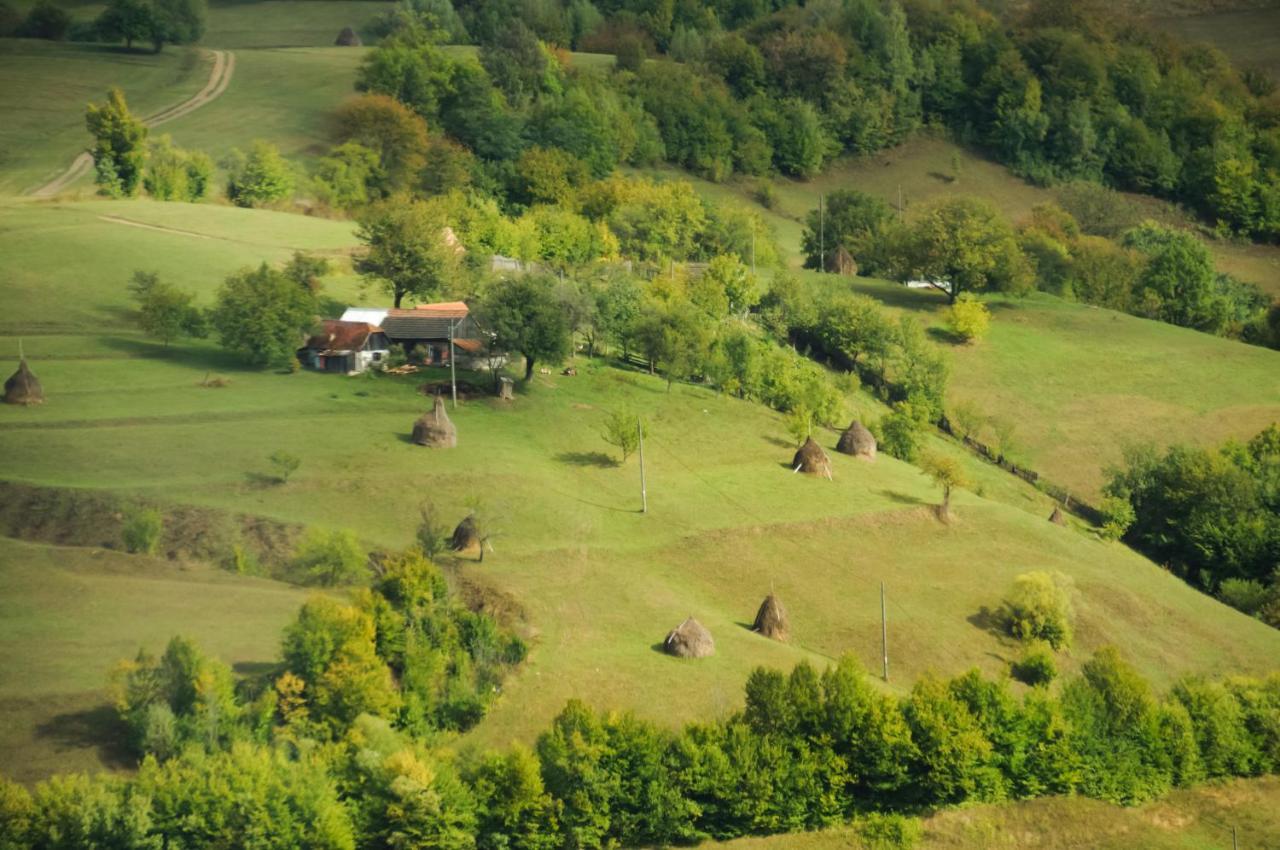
[340,302,490,367]
[298,320,390,374]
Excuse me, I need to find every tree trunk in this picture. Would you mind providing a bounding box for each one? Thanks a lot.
[394,289,405,309]
[524,356,535,381]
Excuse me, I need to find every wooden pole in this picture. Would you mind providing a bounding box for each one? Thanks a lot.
[449,318,457,409]
[1233,826,1238,850]
[881,582,889,682]
[819,194,825,273]
[637,417,648,514]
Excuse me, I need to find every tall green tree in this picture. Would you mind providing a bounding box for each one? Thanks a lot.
[355,196,462,308]
[148,0,205,51]
[85,87,148,198]
[478,274,571,380]
[209,263,316,367]
[95,0,153,49]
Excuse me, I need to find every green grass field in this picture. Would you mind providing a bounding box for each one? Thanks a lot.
[1153,7,1280,81]
[705,776,1280,850]
[0,41,211,194]
[2,197,1278,780]
[0,536,312,783]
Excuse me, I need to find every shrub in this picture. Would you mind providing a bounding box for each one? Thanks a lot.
[226,141,294,208]
[1012,645,1057,686]
[269,451,301,484]
[856,812,923,849]
[875,403,924,462]
[415,502,450,559]
[945,293,991,343]
[122,507,163,555]
[292,529,367,586]
[1001,571,1073,649]
[1218,578,1269,616]
[1098,495,1135,541]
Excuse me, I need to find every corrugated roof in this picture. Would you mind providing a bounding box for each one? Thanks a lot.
[304,320,383,352]
[382,312,478,341]
[341,307,390,325]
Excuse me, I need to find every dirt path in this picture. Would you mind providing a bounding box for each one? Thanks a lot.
[29,49,236,199]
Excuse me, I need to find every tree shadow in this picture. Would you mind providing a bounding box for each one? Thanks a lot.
[34,703,134,771]
[926,170,957,184]
[967,606,1006,639]
[926,326,969,346]
[555,451,619,468]
[99,336,250,372]
[876,489,925,506]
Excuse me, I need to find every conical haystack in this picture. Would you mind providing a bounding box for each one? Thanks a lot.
[792,436,832,478]
[1049,506,1066,526]
[663,617,714,659]
[412,395,457,447]
[752,593,789,641]
[334,26,362,46]
[836,420,876,460]
[450,514,480,553]
[3,358,43,405]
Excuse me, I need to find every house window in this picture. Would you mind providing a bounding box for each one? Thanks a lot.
[372,352,383,362]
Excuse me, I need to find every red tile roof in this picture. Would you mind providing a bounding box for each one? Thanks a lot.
[304,320,383,352]
[390,301,469,319]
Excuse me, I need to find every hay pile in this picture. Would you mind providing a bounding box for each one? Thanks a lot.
[792,437,832,478]
[663,617,714,659]
[3,358,43,405]
[1049,506,1066,526]
[412,395,457,447]
[752,593,789,641]
[451,514,481,553]
[836,420,876,460]
[334,27,362,46]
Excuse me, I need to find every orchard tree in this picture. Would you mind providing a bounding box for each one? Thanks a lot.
[601,410,645,463]
[479,275,571,381]
[148,0,206,51]
[355,196,461,308]
[95,0,153,49]
[919,452,968,519]
[226,141,294,208]
[129,271,205,346]
[85,87,148,198]
[802,189,894,275]
[889,197,1032,303]
[209,263,316,367]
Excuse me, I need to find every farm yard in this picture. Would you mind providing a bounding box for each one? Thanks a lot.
[2,0,1280,845]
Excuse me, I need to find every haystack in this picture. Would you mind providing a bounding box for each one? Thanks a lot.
[1049,506,1066,526]
[3,358,43,406]
[663,617,714,659]
[412,395,457,447]
[792,437,832,478]
[334,27,362,46]
[451,514,481,553]
[752,593,789,641]
[836,420,876,460]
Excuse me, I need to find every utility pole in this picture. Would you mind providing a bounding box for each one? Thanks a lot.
[751,229,756,276]
[1233,826,1238,850]
[819,193,825,273]
[448,318,457,409]
[881,582,889,682]
[898,184,904,222]
[637,416,648,514]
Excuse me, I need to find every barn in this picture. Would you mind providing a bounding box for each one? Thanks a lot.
[298,320,391,375]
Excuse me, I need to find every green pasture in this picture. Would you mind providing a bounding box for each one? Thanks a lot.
[0,41,210,195]
[1153,8,1280,81]
[0,199,1275,774]
[707,776,1280,850]
[202,1,395,49]
[0,537,311,783]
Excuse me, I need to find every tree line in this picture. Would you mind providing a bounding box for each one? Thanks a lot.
[2,638,1277,848]
[1,0,204,50]
[1104,423,1280,628]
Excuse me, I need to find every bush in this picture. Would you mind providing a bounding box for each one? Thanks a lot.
[18,1,70,39]
[945,293,991,343]
[292,529,367,586]
[1098,495,1135,541]
[856,812,923,849]
[269,451,301,484]
[122,507,163,555]
[415,502,450,559]
[1001,571,1073,649]
[1012,645,1057,686]
[226,141,294,208]
[874,403,924,462]
[1218,578,1269,616]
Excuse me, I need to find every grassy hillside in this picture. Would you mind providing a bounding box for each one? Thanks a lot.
[0,41,211,195]
[1,191,1278,779]
[822,275,1280,501]
[0,537,312,783]
[704,776,1280,850]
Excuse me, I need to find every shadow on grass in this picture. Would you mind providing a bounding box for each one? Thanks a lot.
[926,170,958,184]
[34,703,134,771]
[556,451,619,468]
[99,336,252,372]
[876,489,926,506]
[967,605,1006,639]
[926,326,970,346]
[762,435,793,449]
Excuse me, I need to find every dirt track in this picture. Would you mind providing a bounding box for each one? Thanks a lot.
[29,49,236,199]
